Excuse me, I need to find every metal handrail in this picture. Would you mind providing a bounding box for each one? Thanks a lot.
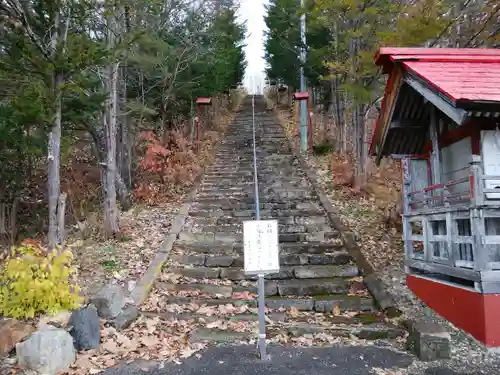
[252,95,261,221]
[251,94,268,360]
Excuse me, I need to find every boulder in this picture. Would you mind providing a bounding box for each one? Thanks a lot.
[89,284,125,319]
[406,320,451,361]
[0,319,34,356]
[111,305,139,331]
[16,327,76,374]
[68,306,101,350]
[38,311,71,329]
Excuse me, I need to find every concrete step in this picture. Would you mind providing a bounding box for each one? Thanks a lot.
[156,277,361,297]
[174,241,345,255]
[188,322,406,344]
[161,295,376,313]
[177,231,340,244]
[195,191,316,201]
[190,215,327,227]
[168,265,359,281]
[170,251,353,267]
[190,202,322,212]
[184,223,331,235]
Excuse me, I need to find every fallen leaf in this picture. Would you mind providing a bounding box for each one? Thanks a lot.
[333,304,341,316]
[101,339,121,354]
[289,306,299,318]
[140,335,158,348]
[180,347,198,358]
[232,291,255,299]
[206,320,225,329]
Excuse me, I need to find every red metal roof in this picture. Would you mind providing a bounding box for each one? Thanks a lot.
[369,47,500,159]
[293,91,309,101]
[196,97,212,105]
[403,61,500,103]
[375,47,500,104]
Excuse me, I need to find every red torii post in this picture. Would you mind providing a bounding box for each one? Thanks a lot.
[293,92,313,151]
[195,97,212,154]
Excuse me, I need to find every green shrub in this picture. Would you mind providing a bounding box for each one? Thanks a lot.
[313,140,335,156]
[0,243,82,319]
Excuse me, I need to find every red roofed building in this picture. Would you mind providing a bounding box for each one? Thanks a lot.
[370,47,500,348]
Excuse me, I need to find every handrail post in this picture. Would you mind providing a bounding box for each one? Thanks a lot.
[469,155,484,207]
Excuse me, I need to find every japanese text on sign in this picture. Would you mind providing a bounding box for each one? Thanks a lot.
[243,220,279,275]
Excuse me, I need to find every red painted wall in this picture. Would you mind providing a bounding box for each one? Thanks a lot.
[407,274,500,347]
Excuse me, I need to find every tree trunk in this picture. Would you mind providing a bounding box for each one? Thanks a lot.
[117,4,132,190]
[47,7,63,250]
[8,197,19,244]
[57,193,67,244]
[48,72,63,249]
[353,103,368,190]
[103,9,120,237]
[90,125,132,210]
[0,203,6,236]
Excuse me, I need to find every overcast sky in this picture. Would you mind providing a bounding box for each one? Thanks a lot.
[237,0,268,93]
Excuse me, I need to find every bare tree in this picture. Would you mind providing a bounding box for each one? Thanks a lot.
[103,4,120,236]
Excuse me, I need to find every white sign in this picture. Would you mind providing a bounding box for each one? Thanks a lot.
[243,220,280,275]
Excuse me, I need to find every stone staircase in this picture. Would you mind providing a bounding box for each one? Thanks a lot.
[143,95,405,345]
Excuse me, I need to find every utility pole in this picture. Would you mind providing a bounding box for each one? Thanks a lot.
[299,0,307,153]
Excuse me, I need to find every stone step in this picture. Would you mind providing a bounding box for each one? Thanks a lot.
[200,185,309,193]
[157,277,359,297]
[209,161,296,167]
[174,241,345,255]
[202,176,305,183]
[185,223,331,235]
[177,231,339,244]
[168,265,359,281]
[190,215,326,227]
[203,173,306,179]
[195,191,315,200]
[162,295,375,313]
[212,154,294,159]
[141,309,389,327]
[190,204,323,215]
[188,322,405,344]
[170,251,353,267]
[141,310,287,324]
[193,197,315,206]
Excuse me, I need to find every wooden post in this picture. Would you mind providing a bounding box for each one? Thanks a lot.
[469,155,484,207]
[195,97,213,154]
[196,106,201,154]
[402,158,413,261]
[308,111,313,150]
[429,106,442,206]
[470,155,487,272]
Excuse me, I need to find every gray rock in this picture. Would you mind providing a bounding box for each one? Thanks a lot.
[16,328,76,375]
[293,265,359,278]
[172,267,221,279]
[406,320,451,361]
[280,254,303,265]
[265,298,315,311]
[205,256,234,267]
[277,278,349,296]
[220,268,246,280]
[309,253,352,265]
[68,306,101,350]
[112,305,139,331]
[314,297,374,312]
[90,284,125,319]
